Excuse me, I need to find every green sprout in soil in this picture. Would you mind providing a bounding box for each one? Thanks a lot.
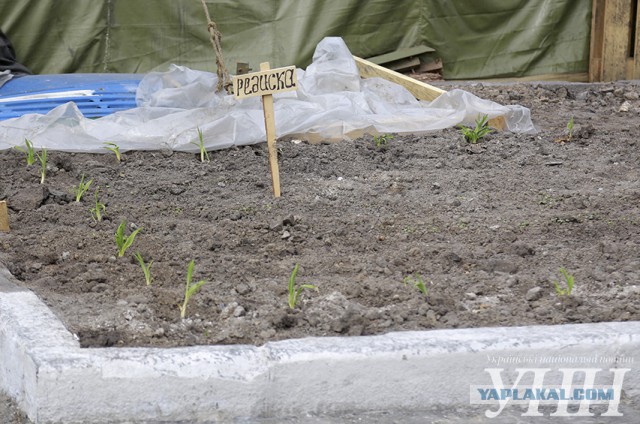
[374,133,394,149]
[134,251,153,286]
[191,127,210,163]
[103,142,122,162]
[73,174,93,202]
[288,263,318,309]
[90,189,106,222]
[36,148,47,184]
[458,114,492,144]
[553,267,575,296]
[179,259,207,319]
[404,273,428,296]
[114,221,143,257]
[566,116,574,140]
[14,138,36,166]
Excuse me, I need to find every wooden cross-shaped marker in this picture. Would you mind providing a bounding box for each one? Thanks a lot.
[233,62,297,197]
[0,200,9,232]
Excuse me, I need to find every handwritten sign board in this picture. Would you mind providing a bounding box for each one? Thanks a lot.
[233,63,298,197]
[233,66,297,99]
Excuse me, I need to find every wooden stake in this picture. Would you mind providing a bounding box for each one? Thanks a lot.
[353,55,506,130]
[0,200,9,232]
[260,62,282,197]
[233,63,296,196]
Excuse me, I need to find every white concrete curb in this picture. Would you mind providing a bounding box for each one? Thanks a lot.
[1,267,639,423]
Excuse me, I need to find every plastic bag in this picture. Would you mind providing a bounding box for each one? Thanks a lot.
[0,37,536,153]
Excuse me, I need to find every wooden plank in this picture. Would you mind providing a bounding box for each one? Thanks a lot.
[633,0,640,78]
[589,0,606,82]
[259,62,281,198]
[602,0,633,81]
[479,73,589,83]
[366,45,435,65]
[354,55,446,102]
[627,57,636,80]
[0,200,9,232]
[413,58,443,73]
[387,57,421,72]
[354,55,505,130]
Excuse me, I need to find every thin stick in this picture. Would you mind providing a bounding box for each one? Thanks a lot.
[260,62,281,197]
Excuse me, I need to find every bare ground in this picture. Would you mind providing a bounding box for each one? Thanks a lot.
[1,81,639,348]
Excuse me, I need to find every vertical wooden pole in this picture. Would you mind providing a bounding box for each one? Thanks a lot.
[633,0,640,78]
[0,200,9,232]
[589,0,606,82]
[260,62,282,197]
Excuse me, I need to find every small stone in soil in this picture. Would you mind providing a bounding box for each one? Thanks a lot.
[234,282,251,295]
[233,305,246,317]
[526,286,544,302]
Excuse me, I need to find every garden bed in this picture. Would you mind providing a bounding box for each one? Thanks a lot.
[1,81,639,348]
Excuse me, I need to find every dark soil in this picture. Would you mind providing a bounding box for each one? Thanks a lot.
[1,81,639,348]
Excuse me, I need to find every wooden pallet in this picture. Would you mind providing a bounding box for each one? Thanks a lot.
[590,0,640,81]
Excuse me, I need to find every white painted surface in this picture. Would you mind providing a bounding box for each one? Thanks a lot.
[1,268,639,423]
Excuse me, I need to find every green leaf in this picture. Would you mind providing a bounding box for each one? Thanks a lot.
[115,221,126,248]
[298,284,318,291]
[288,263,299,293]
[187,259,195,285]
[180,259,206,318]
[187,280,206,298]
[120,227,142,256]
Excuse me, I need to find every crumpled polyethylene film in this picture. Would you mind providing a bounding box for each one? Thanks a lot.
[0,37,536,153]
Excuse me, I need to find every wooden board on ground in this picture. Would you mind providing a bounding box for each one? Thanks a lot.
[354,55,445,102]
[353,55,506,130]
[0,201,8,232]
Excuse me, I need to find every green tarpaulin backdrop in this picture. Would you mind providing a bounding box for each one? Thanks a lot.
[0,0,591,79]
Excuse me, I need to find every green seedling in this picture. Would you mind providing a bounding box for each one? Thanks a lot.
[73,174,93,202]
[90,189,106,222]
[103,142,122,162]
[114,221,143,257]
[191,127,210,163]
[458,114,492,144]
[134,251,153,286]
[14,138,36,166]
[179,259,207,319]
[374,133,394,149]
[404,273,428,296]
[287,263,318,309]
[553,267,575,296]
[567,116,574,140]
[36,148,47,184]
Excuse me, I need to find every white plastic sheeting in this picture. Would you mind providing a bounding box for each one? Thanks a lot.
[0,37,535,153]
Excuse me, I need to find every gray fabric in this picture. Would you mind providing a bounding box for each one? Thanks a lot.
[0,70,13,89]
[0,28,31,75]
[0,0,590,79]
